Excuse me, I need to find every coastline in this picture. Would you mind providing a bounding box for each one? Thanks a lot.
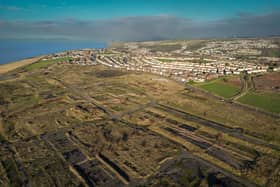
[0,56,43,74]
[0,39,107,65]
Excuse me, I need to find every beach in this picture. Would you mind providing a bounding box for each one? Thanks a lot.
[0,56,42,74]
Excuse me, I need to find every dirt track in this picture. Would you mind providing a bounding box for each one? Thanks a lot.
[156,104,280,152]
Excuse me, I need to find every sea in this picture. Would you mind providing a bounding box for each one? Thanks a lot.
[0,39,107,64]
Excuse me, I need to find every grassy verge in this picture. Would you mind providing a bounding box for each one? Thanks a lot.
[25,57,71,71]
[237,92,280,114]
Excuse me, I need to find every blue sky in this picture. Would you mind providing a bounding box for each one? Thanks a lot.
[0,0,280,41]
[1,0,280,21]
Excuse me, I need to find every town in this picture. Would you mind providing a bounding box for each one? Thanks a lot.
[45,39,279,83]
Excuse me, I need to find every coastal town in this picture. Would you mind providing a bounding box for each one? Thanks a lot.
[44,39,280,83]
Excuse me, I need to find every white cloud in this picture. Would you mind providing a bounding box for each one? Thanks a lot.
[0,5,24,11]
[0,11,280,42]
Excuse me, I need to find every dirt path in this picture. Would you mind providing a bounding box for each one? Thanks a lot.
[96,154,129,185]
[233,74,255,101]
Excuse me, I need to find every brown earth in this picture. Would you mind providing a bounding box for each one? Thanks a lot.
[227,76,242,87]
[254,72,280,91]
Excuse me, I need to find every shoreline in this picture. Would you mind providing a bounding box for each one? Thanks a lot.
[0,56,43,74]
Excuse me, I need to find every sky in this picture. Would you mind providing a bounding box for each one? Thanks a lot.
[1,0,280,42]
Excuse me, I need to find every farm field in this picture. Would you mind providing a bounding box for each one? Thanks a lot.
[254,72,280,92]
[237,92,280,113]
[195,77,241,98]
[234,72,280,114]
[24,57,72,71]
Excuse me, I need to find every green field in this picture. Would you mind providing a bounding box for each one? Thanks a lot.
[260,48,280,58]
[25,57,71,71]
[196,81,240,98]
[158,59,174,63]
[237,92,280,113]
[143,44,182,52]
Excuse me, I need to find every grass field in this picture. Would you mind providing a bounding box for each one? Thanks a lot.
[196,79,240,98]
[143,44,182,52]
[158,59,175,63]
[237,92,280,113]
[25,57,71,71]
